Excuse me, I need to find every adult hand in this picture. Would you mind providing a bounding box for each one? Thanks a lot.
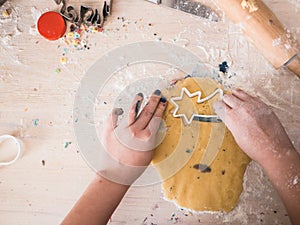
[214,88,300,225]
[213,88,295,165]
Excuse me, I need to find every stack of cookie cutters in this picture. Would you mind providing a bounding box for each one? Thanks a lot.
[54,0,112,29]
[0,0,8,7]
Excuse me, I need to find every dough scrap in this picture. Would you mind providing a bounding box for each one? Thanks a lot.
[152,77,251,212]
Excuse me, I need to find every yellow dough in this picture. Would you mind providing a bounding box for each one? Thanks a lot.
[152,77,251,212]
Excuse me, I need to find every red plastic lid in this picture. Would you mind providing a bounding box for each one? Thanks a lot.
[37,11,66,41]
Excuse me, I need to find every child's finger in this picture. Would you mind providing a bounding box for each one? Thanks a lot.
[144,98,167,136]
[132,90,161,131]
[128,93,144,125]
[151,97,167,120]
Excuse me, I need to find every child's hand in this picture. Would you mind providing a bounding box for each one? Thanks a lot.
[213,89,295,165]
[61,91,167,224]
[102,90,167,168]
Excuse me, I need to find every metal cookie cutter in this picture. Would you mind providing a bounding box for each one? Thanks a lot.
[0,0,8,7]
[0,135,22,166]
[54,0,112,28]
[170,87,223,125]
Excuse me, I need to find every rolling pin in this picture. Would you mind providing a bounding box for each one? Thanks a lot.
[213,0,300,78]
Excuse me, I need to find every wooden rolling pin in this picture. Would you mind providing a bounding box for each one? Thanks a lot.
[213,0,300,78]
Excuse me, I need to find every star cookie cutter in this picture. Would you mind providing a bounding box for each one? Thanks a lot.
[170,87,223,125]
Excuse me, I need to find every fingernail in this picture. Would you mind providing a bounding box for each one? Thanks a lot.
[154,89,161,96]
[114,108,123,115]
[137,92,143,98]
[160,97,167,103]
[135,100,141,114]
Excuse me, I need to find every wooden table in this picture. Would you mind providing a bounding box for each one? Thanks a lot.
[0,0,299,224]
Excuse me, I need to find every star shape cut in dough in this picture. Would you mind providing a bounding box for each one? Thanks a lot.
[170,87,223,125]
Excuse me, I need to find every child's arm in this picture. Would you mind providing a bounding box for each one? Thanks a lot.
[214,89,300,225]
[61,90,167,225]
[61,176,130,225]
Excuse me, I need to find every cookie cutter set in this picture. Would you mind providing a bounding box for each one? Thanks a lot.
[0,0,8,7]
[54,0,112,29]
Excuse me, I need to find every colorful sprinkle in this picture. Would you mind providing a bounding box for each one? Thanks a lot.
[219,61,229,74]
[60,57,67,64]
[185,148,191,153]
[67,32,74,38]
[55,68,61,74]
[74,32,81,39]
[193,164,211,173]
[64,141,72,148]
[2,9,10,17]
[168,212,181,223]
[33,119,39,127]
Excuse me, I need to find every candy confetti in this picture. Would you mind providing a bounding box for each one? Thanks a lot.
[60,57,67,64]
[2,9,11,17]
[55,68,61,74]
[63,25,103,51]
[64,141,72,148]
[33,118,39,127]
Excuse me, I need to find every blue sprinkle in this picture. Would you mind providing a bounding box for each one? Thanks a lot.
[185,149,191,153]
[64,141,72,148]
[33,119,39,127]
[219,61,229,73]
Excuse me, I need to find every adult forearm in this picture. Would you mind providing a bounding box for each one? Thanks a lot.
[61,175,129,225]
[260,148,300,225]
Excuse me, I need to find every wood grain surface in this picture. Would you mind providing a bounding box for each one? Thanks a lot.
[0,0,299,224]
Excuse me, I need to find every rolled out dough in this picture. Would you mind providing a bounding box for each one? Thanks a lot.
[152,77,251,212]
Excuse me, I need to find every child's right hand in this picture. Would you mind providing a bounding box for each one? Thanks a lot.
[213,88,295,165]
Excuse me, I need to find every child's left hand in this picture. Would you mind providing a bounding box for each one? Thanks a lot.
[102,90,167,170]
